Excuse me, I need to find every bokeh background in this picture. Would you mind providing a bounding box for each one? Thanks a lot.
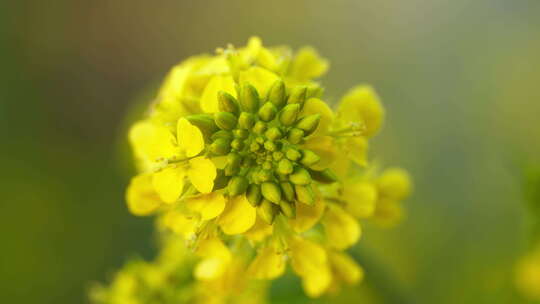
[2,1,540,303]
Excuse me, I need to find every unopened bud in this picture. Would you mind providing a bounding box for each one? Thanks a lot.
[295,184,314,205]
[211,130,233,141]
[218,91,240,115]
[279,104,301,126]
[265,127,282,140]
[250,142,261,152]
[240,83,260,113]
[261,182,282,204]
[277,159,293,175]
[287,128,304,144]
[246,184,262,207]
[296,114,321,136]
[258,200,279,224]
[285,148,302,161]
[185,114,219,139]
[289,167,311,185]
[215,112,238,130]
[230,138,245,150]
[280,182,295,202]
[300,149,320,167]
[267,80,286,109]
[238,112,256,129]
[287,86,307,106]
[272,151,284,161]
[257,169,272,182]
[210,138,231,155]
[253,121,267,134]
[212,170,230,191]
[258,102,277,122]
[233,128,248,139]
[228,176,249,196]
[279,200,296,218]
[264,140,276,152]
[310,168,338,184]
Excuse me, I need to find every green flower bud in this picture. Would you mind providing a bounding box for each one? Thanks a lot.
[310,168,338,184]
[210,138,231,155]
[264,140,276,152]
[212,170,230,191]
[246,184,262,207]
[218,91,240,115]
[257,169,272,182]
[306,86,324,99]
[228,176,249,196]
[240,83,260,113]
[231,138,245,150]
[262,161,273,170]
[265,127,282,140]
[287,86,307,106]
[279,200,296,218]
[287,128,304,144]
[296,114,321,136]
[250,142,261,152]
[238,112,256,129]
[253,121,267,134]
[285,148,302,161]
[185,114,219,139]
[300,149,321,167]
[277,158,294,175]
[272,151,284,161]
[289,167,311,185]
[225,153,242,176]
[267,80,286,109]
[280,182,295,202]
[242,157,254,167]
[295,184,314,205]
[211,130,233,141]
[279,104,301,126]
[258,200,278,224]
[215,112,238,130]
[258,102,277,122]
[261,182,282,203]
[255,136,265,144]
[233,128,249,139]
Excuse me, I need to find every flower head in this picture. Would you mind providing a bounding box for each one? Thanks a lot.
[124,37,412,298]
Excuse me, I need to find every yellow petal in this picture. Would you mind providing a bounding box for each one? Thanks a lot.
[288,236,332,297]
[344,136,369,167]
[245,216,274,242]
[329,251,364,285]
[337,85,384,137]
[344,182,378,218]
[187,157,216,193]
[374,198,404,227]
[163,210,197,238]
[211,156,228,169]
[200,75,237,113]
[322,204,361,250]
[177,118,204,157]
[152,167,185,204]
[185,192,226,220]
[302,267,332,298]
[219,195,256,235]
[289,47,329,81]
[376,168,412,200]
[195,257,228,281]
[303,136,338,171]
[129,120,177,161]
[289,197,325,233]
[239,66,279,97]
[240,36,262,64]
[247,246,285,280]
[299,98,334,136]
[125,174,162,216]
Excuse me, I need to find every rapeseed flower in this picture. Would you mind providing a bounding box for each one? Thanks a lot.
[124,37,412,298]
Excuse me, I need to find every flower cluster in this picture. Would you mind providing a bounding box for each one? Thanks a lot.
[124,37,411,299]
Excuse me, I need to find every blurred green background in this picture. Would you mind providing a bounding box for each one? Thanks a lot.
[2,1,540,303]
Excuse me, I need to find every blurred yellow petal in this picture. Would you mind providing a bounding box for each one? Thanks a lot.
[200,75,237,113]
[337,85,384,137]
[344,182,378,218]
[344,136,369,167]
[239,66,279,97]
[177,118,204,157]
[374,199,404,227]
[152,167,185,204]
[302,267,332,298]
[125,174,162,216]
[322,204,361,250]
[219,195,256,235]
[303,136,338,171]
[300,98,334,136]
[163,210,197,238]
[257,47,278,71]
[129,120,177,161]
[289,236,331,297]
[241,36,262,64]
[187,157,216,193]
[329,251,364,285]
[289,47,329,81]
[185,192,226,220]
[377,168,412,200]
[289,197,325,233]
[245,216,274,242]
[195,258,228,281]
[248,246,285,280]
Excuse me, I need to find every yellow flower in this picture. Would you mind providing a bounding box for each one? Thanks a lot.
[322,204,361,250]
[516,247,540,300]
[218,195,256,235]
[376,167,412,200]
[247,245,285,280]
[288,236,332,297]
[125,173,162,216]
[328,251,364,285]
[337,85,384,137]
